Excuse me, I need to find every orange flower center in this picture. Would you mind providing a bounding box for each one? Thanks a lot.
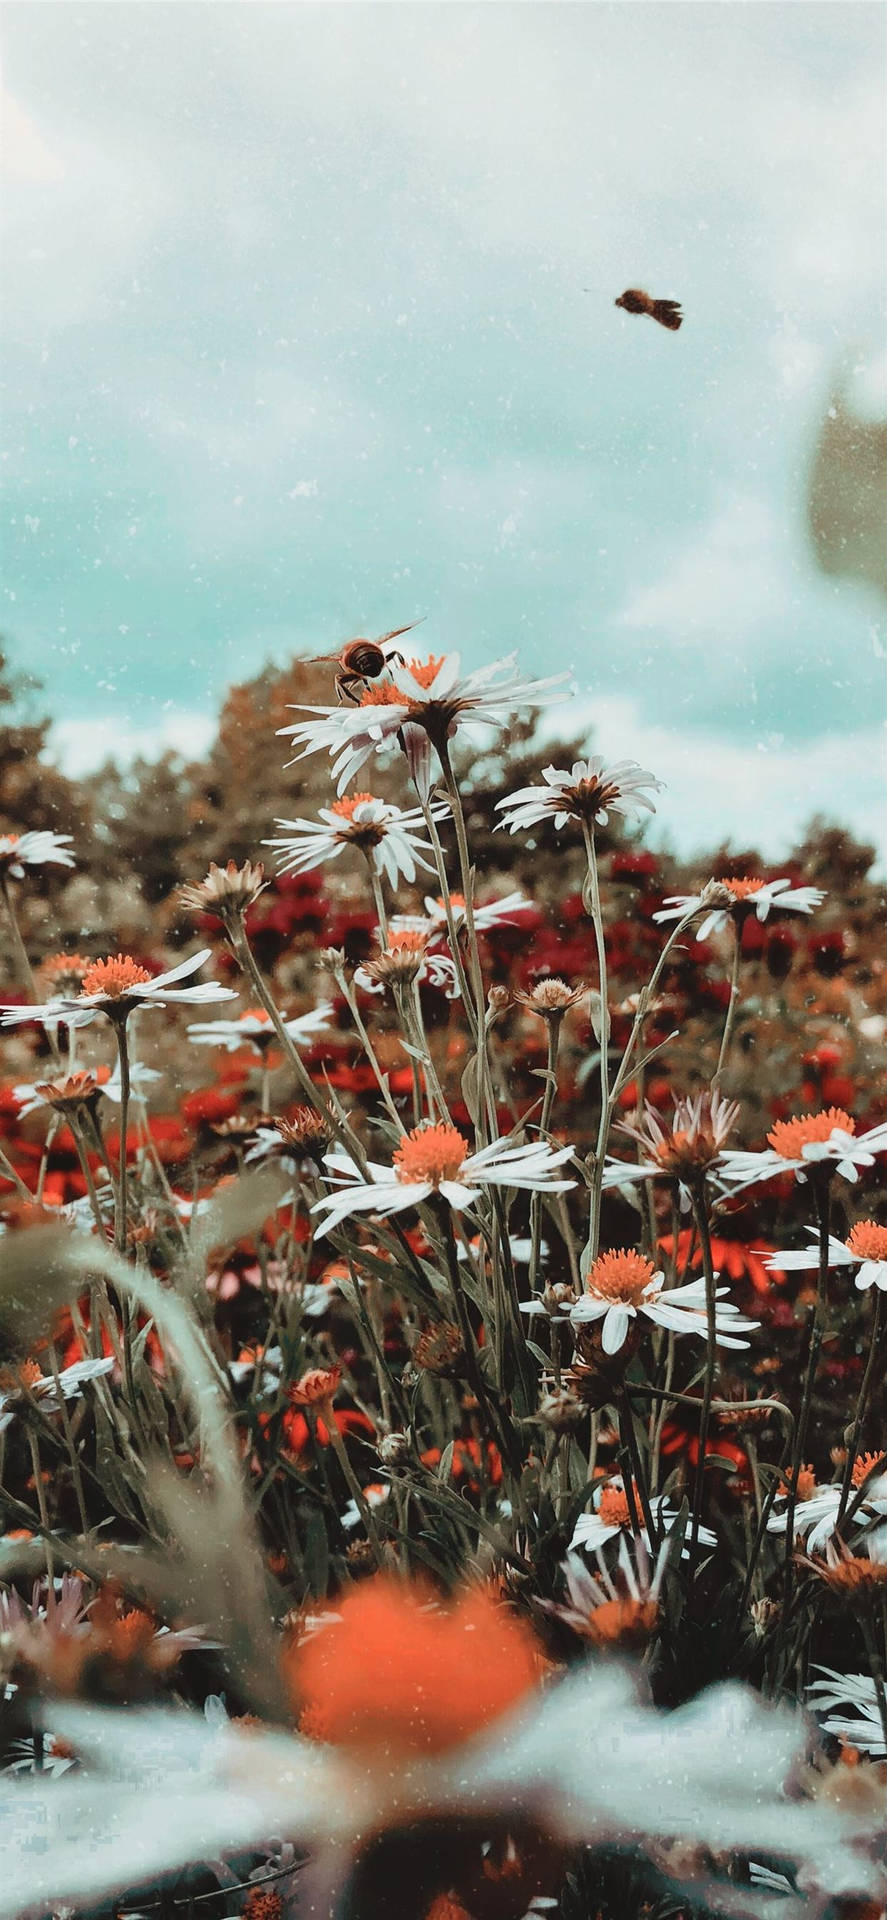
[330,792,376,819]
[586,1248,656,1306]
[388,930,429,955]
[286,1577,541,1757]
[721,876,766,899]
[1,1358,43,1391]
[587,1597,658,1647]
[393,1123,469,1187]
[359,683,414,708]
[80,954,152,999]
[597,1483,636,1529]
[242,1008,271,1025]
[766,1108,855,1160]
[403,654,447,690]
[852,1451,887,1489]
[848,1221,887,1263]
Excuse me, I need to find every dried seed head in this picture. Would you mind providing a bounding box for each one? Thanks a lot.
[414,1322,465,1378]
[515,977,586,1017]
[275,1106,334,1162]
[364,929,429,986]
[536,1385,585,1434]
[243,1890,284,1920]
[378,1431,410,1467]
[289,1366,341,1410]
[180,860,267,920]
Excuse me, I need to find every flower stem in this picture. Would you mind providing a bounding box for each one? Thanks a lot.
[689,1178,718,1571]
[836,1288,884,1531]
[781,1175,831,1614]
[712,921,742,1091]
[528,1017,562,1297]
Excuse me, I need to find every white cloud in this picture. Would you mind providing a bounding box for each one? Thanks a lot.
[617,492,797,645]
[48,712,216,778]
[537,693,887,868]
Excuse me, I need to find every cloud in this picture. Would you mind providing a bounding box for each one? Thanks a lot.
[537,692,887,869]
[48,712,216,778]
[617,492,795,646]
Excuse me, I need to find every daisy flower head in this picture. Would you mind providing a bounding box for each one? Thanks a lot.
[763,1220,887,1293]
[418,889,534,936]
[767,1467,887,1555]
[264,794,449,887]
[179,860,267,922]
[514,978,588,1021]
[13,1061,161,1120]
[570,1475,717,1557]
[1,948,237,1032]
[279,650,568,800]
[571,1247,758,1355]
[606,1090,740,1197]
[719,1109,887,1193]
[495,758,663,837]
[0,830,75,879]
[654,875,826,943]
[186,1004,331,1054]
[549,1536,665,1650]
[311,1123,576,1238]
[807,1667,887,1757]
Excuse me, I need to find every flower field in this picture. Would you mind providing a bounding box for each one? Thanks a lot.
[1,642,886,1920]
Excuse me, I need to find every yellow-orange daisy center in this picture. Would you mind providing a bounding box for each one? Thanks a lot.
[766,1108,855,1160]
[586,1248,656,1306]
[847,1221,887,1263]
[721,876,766,900]
[393,1123,469,1187]
[330,792,377,820]
[80,954,153,999]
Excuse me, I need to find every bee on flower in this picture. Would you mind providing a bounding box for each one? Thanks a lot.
[279,650,567,799]
[0,831,75,878]
[570,1247,758,1355]
[653,875,826,942]
[0,950,237,1031]
[718,1109,887,1192]
[311,1122,576,1237]
[264,793,449,886]
[495,758,663,836]
[762,1220,887,1292]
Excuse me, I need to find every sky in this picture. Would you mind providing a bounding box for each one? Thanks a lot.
[2,2,886,861]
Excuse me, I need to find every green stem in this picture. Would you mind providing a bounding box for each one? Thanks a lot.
[528,1017,562,1297]
[689,1179,718,1570]
[836,1288,883,1531]
[781,1176,831,1615]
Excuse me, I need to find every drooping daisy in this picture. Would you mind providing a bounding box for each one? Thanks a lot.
[570,1248,758,1356]
[495,759,663,836]
[654,876,826,944]
[13,1062,161,1119]
[762,1221,887,1293]
[570,1476,716,1557]
[719,1109,887,1192]
[807,1667,887,1756]
[186,1004,331,1054]
[311,1122,576,1238]
[544,1535,667,1650]
[0,950,237,1031]
[354,930,461,1000]
[0,831,75,878]
[264,794,448,888]
[279,652,567,799]
[602,1091,739,1200]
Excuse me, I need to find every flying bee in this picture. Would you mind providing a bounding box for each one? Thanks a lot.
[306,623,422,703]
[614,288,683,331]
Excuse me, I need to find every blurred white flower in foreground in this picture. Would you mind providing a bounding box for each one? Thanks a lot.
[0,831,75,877]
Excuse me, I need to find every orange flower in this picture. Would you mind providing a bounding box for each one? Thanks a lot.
[286,1578,541,1757]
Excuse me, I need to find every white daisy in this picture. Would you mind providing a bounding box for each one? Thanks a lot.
[570,1476,717,1557]
[1,950,237,1032]
[767,1474,887,1555]
[311,1121,576,1238]
[495,758,663,835]
[718,1109,887,1193]
[602,1091,739,1201]
[654,876,826,944]
[264,793,449,887]
[0,1357,114,1434]
[807,1667,887,1756]
[279,650,567,800]
[0,830,75,877]
[762,1220,887,1293]
[186,1004,331,1054]
[570,1248,758,1356]
[13,1061,161,1118]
